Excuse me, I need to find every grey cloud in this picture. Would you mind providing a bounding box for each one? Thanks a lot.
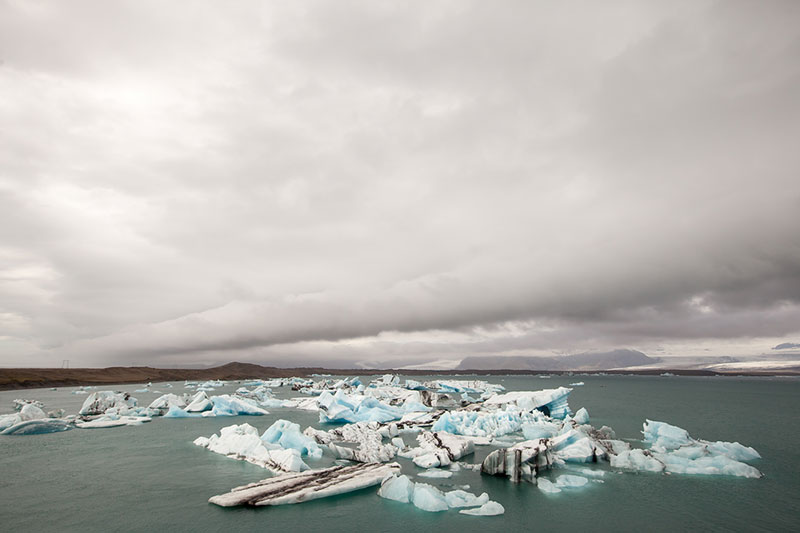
[773,343,800,350]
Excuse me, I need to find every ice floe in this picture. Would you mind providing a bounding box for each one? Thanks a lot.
[210,462,401,507]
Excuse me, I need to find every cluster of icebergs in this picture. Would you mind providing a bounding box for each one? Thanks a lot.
[186,376,764,515]
[1,374,764,517]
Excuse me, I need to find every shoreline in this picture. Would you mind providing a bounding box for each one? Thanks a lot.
[1,362,797,391]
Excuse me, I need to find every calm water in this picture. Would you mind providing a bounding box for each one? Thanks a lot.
[1,375,798,532]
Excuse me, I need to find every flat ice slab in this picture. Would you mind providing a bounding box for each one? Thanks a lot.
[209,462,401,507]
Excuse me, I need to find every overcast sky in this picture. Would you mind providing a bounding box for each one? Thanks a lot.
[1,0,799,368]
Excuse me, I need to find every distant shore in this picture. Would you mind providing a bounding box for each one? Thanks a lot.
[1,361,797,391]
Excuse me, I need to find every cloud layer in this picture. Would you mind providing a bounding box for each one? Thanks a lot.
[1,1,799,367]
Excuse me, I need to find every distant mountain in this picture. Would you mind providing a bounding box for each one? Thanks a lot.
[457,349,657,371]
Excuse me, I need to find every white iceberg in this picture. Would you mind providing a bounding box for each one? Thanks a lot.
[194,423,308,473]
[79,391,138,416]
[210,462,401,507]
[458,501,504,516]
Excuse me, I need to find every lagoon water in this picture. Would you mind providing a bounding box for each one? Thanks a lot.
[1,375,798,532]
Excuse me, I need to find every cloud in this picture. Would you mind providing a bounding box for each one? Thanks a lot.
[773,343,800,351]
[1,1,799,366]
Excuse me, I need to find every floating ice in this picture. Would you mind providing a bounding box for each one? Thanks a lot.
[418,469,453,479]
[573,407,590,425]
[537,477,561,494]
[378,474,415,503]
[317,390,406,424]
[1,418,72,435]
[209,395,269,416]
[261,419,323,459]
[79,391,138,416]
[378,475,495,515]
[305,421,398,463]
[555,474,589,488]
[444,490,489,508]
[76,415,151,428]
[210,463,401,507]
[458,501,504,516]
[148,394,187,414]
[400,431,474,468]
[483,387,573,419]
[411,483,449,512]
[185,391,212,413]
[194,423,308,473]
[609,420,762,478]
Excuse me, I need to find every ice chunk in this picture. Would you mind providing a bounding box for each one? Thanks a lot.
[521,420,560,440]
[378,474,415,503]
[537,478,561,494]
[210,463,402,507]
[209,395,269,416]
[555,474,588,488]
[642,420,692,450]
[569,382,584,386]
[163,405,195,418]
[411,483,449,512]
[185,391,213,413]
[76,415,151,428]
[305,422,398,463]
[458,501,504,516]
[261,420,323,459]
[409,431,475,468]
[444,490,489,508]
[195,423,308,473]
[573,407,590,425]
[0,419,72,435]
[418,469,453,479]
[610,449,665,472]
[148,393,187,414]
[483,387,572,419]
[79,391,137,416]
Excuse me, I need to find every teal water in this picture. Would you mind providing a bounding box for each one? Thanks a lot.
[1,375,798,532]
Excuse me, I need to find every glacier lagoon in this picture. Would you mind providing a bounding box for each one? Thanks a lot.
[1,374,798,531]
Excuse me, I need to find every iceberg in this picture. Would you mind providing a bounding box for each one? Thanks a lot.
[608,420,762,478]
[76,415,151,428]
[261,420,323,459]
[317,390,406,424]
[378,473,415,502]
[458,501,504,516]
[209,462,402,507]
[398,431,474,468]
[1,418,72,435]
[378,474,495,515]
[304,422,398,463]
[209,395,269,416]
[537,477,561,494]
[444,490,489,508]
[194,423,308,474]
[418,469,453,479]
[185,391,212,413]
[412,483,449,512]
[148,393,187,414]
[483,387,573,419]
[79,391,138,416]
[555,474,589,488]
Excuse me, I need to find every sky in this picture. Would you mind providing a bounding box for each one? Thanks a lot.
[1,0,799,368]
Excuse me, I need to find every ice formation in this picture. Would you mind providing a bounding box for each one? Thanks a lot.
[609,420,762,478]
[209,463,401,507]
[377,474,498,515]
[305,421,398,463]
[79,391,138,416]
[483,387,573,419]
[398,430,475,468]
[194,423,309,474]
